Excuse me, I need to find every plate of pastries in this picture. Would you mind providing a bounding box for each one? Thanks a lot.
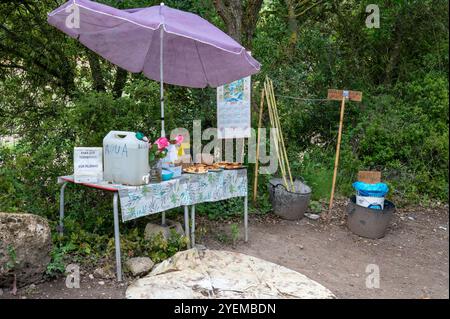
[182,162,245,174]
[182,163,223,174]
[183,163,209,174]
[215,161,246,170]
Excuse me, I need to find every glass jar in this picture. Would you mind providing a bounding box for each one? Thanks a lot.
[149,160,162,183]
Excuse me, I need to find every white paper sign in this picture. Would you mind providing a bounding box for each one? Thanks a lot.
[217,76,251,139]
[74,147,103,183]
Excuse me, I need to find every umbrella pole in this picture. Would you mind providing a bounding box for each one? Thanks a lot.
[160,26,165,137]
[160,25,166,226]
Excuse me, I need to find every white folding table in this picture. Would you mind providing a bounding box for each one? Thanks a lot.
[57,171,248,281]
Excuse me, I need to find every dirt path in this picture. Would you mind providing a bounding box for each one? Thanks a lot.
[203,201,449,299]
[1,202,448,299]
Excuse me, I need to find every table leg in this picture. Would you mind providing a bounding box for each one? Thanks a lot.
[190,205,196,247]
[59,182,68,236]
[161,211,166,226]
[244,195,248,242]
[113,192,122,282]
[184,205,190,249]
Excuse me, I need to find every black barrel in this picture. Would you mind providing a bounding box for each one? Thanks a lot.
[268,178,311,220]
[347,195,395,239]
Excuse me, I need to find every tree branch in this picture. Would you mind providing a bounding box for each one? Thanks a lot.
[0,62,27,71]
[294,0,324,17]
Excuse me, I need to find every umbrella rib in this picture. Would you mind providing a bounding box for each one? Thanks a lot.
[243,51,261,71]
[161,25,244,55]
[48,1,161,31]
[140,27,157,73]
[194,41,209,87]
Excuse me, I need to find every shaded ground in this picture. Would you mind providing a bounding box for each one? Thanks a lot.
[1,200,448,299]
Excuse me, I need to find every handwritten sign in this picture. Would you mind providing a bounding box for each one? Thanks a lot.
[217,76,251,139]
[357,171,381,184]
[327,89,363,102]
[74,147,103,183]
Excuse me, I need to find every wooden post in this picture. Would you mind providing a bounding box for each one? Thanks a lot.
[326,89,362,219]
[253,89,265,205]
[328,96,346,216]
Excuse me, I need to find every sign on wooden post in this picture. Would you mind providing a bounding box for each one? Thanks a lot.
[327,89,363,219]
[327,89,363,102]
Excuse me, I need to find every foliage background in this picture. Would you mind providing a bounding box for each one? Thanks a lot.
[0,0,448,268]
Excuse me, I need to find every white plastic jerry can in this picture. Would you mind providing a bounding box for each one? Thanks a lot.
[103,131,149,185]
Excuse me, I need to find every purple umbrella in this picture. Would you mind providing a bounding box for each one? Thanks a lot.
[48,0,261,135]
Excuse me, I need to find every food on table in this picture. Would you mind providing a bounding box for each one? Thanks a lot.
[215,161,244,169]
[204,163,223,171]
[182,161,244,173]
[183,164,208,174]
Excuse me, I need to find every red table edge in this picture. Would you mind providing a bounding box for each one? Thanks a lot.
[60,176,118,192]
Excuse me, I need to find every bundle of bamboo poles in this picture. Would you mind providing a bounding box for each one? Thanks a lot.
[254,77,295,203]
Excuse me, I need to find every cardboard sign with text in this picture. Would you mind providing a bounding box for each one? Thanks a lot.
[74,147,103,183]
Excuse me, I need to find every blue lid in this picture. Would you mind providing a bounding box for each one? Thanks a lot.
[352,181,389,197]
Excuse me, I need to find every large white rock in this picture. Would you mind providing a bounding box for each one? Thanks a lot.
[125,257,154,277]
[0,213,52,288]
[126,248,335,299]
[144,219,184,241]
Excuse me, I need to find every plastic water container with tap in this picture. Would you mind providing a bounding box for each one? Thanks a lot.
[103,131,149,185]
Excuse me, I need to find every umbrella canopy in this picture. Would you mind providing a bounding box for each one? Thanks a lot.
[47,0,260,88]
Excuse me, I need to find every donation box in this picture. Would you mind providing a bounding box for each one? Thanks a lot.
[103,131,149,186]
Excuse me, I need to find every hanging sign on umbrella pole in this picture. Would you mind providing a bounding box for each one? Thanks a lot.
[217,76,252,140]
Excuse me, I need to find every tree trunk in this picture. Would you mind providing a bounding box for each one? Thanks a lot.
[113,67,128,99]
[213,0,242,42]
[213,0,263,49]
[242,0,264,50]
[86,49,106,92]
[384,14,404,85]
[285,0,298,56]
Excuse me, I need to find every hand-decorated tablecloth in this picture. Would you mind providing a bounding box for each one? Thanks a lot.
[118,169,247,221]
[58,170,247,221]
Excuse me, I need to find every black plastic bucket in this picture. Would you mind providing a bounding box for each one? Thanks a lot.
[268,178,312,220]
[347,195,395,239]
